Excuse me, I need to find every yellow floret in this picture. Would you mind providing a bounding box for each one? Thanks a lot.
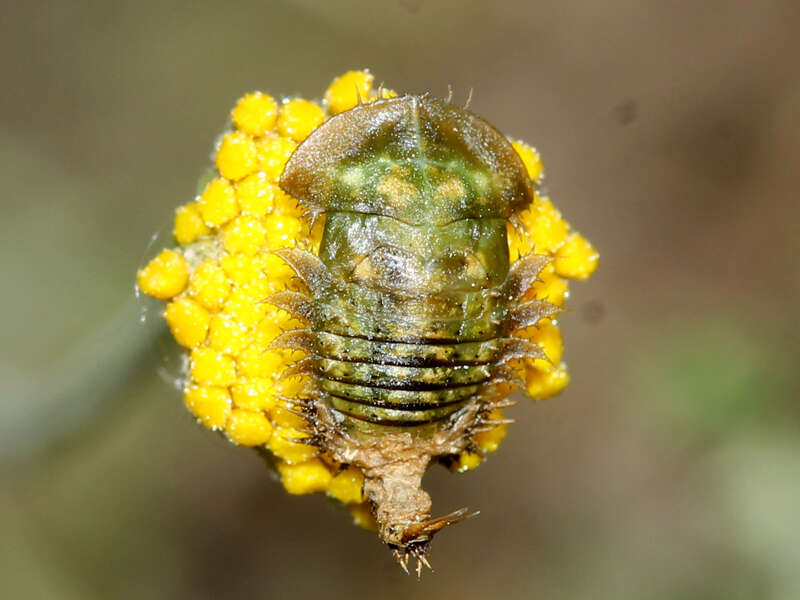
[256,135,297,182]
[269,427,318,464]
[325,70,374,115]
[263,213,304,249]
[230,378,278,412]
[277,98,326,142]
[555,232,599,280]
[189,260,231,311]
[236,173,274,217]
[222,292,268,329]
[510,139,544,181]
[207,314,250,355]
[137,70,599,515]
[137,249,188,300]
[251,313,285,346]
[454,452,483,473]
[190,347,237,386]
[271,187,304,218]
[474,409,507,453]
[524,196,568,254]
[521,318,563,372]
[225,408,273,446]
[278,458,333,495]
[259,253,297,291]
[525,362,570,400]
[276,374,309,399]
[164,297,211,348]
[236,347,286,379]
[231,92,278,136]
[506,221,535,263]
[349,502,378,531]
[216,131,258,181]
[198,177,239,227]
[531,263,569,307]
[184,385,232,430]
[173,202,210,245]
[222,215,267,256]
[219,253,261,285]
[327,468,365,504]
[270,402,308,430]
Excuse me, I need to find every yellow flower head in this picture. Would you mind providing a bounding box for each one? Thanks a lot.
[136,70,598,534]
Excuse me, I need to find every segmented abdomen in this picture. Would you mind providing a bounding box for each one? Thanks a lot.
[312,285,505,426]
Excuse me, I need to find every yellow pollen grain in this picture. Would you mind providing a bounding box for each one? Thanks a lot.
[190,347,237,386]
[189,260,231,311]
[277,98,326,142]
[137,249,188,300]
[198,177,239,227]
[173,202,210,245]
[184,385,232,430]
[232,92,278,136]
[164,297,211,348]
[216,131,258,181]
[325,70,374,115]
[327,468,365,504]
[225,409,273,446]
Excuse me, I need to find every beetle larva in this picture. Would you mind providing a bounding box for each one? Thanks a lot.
[136,71,598,576]
[273,94,558,563]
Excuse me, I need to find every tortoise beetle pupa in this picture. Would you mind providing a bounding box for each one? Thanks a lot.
[136,71,598,576]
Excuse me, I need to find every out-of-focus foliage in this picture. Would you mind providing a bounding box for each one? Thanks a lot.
[1,1,798,598]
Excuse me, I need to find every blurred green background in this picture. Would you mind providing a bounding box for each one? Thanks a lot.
[2,1,798,598]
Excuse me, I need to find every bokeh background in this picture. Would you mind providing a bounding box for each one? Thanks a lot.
[2,1,798,598]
